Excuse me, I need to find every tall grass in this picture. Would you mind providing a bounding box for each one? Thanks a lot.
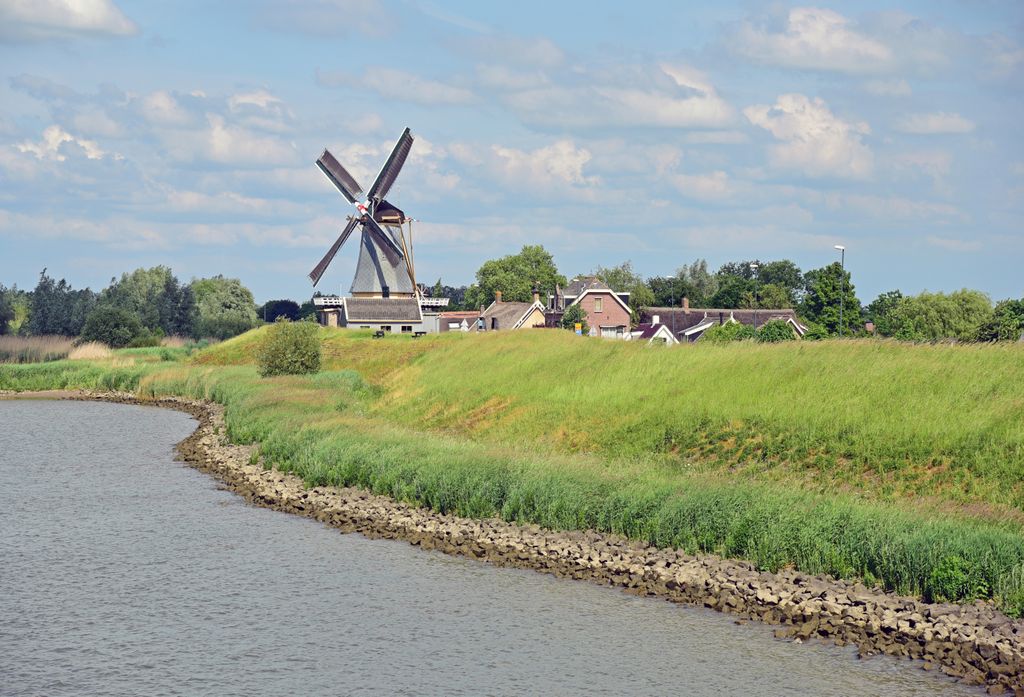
[68,341,113,360]
[0,335,76,363]
[5,330,1024,612]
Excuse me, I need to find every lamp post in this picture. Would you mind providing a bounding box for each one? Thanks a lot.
[834,245,845,337]
[749,262,759,330]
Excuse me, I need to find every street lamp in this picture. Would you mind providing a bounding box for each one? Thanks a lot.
[749,263,759,330]
[834,245,845,337]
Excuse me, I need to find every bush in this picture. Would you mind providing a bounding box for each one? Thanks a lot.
[801,323,829,341]
[701,321,756,343]
[256,319,322,377]
[560,304,589,334]
[927,555,990,603]
[80,306,143,348]
[756,319,797,343]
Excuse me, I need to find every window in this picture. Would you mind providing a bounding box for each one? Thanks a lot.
[381,285,390,298]
[447,322,460,329]
[380,325,392,332]
[491,317,498,329]
[401,325,412,333]
[594,297,603,312]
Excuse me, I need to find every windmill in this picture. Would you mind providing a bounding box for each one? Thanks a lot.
[310,128,419,298]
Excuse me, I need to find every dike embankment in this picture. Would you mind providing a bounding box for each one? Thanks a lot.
[10,390,1023,693]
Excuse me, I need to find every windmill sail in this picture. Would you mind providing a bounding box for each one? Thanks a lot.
[367,127,413,203]
[317,149,364,204]
[363,215,406,259]
[309,217,360,286]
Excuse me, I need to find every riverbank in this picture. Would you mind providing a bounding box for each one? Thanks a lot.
[27,389,1019,693]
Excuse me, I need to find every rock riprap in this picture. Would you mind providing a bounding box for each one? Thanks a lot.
[83,393,1024,694]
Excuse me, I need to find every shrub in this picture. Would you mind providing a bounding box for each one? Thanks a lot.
[756,319,796,343]
[80,307,143,348]
[927,555,990,603]
[701,321,756,343]
[256,319,322,377]
[560,304,589,334]
[801,323,829,341]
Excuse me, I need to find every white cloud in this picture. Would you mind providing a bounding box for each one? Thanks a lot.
[926,235,981,252]
[141,91,193,127]
[825,193,965,222]
[735,7,892,74]
[318,67,475,105]
[671,171,732,200]
[448,139,599,198]
[228,90,282,111]
[863,78,911,97]
[17,125,107,161]
[0,0,137,41]
[894,112,975,135]
[503,64,732,130]
[744,94,873,179]
[256,0,390,38]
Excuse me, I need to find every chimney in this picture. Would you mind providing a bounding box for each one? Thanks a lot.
[532,283,540,304]
[652,314,660,325]
[683,296,689,313]
[495,290,503,303]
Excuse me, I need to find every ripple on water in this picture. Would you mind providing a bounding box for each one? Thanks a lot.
[0,400,980,697]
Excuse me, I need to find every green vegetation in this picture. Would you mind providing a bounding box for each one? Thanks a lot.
[80,307,144,348]
[755,319,796,343]
[0,335,77,363]
[3,329,1024,613]
[256,320,322,376]
[702,321,756,342]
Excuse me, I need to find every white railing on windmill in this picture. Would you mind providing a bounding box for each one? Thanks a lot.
[310,127,421,297]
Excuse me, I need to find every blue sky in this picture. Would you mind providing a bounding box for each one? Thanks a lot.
[0,0,1021,304]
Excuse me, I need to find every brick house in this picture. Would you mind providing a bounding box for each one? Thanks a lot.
[548,277,632,339]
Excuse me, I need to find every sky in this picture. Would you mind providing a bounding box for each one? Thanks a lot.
[0,0,1021,304]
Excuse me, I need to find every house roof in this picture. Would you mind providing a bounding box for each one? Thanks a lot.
[481,300,545,330]
[349,225,414,295]
[633,323,666,339]
[438,311,480,319]
[344,297,422,322]
[642,306,806,333]
[563,276,610,296]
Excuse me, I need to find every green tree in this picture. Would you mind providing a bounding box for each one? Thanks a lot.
[100,266,195,336]
[431,278,443,298]
[0,285,14,335]
[190,275,259,340]
[886,290,993,342]
[260,299,300,323]
[866,290,904,336]
[976,299,1024,342]
[80,306,144,348]
[463,245,566,309]
[757,260,804,304]
[708,274,755,308]
[744,283,792,310]
[256,319,322,377]
[26,269,97,336]
[756,319,797,342]
[800,262,861,335]
[701,321,756,342]
[592,261,654,322]
[560,303,589,334]
[647,259,718,308]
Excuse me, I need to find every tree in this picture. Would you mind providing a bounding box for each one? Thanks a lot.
[0,285,14,335]
[756,260,804,304]
[260,299,301,323]
[976,299,1024,342]
[256,319,322,377]
[646,259,718,307]
[592,261,654,322]
[100,266,195,336]
[560,303,589,334]
[756,319,797,342]
[80,306,144,348]
[800,262,861,335]
[463,245,565,309]
[866,290,904,336]
[746,283,791,310]
[701,321,756,342]
[708,274,755,308]
[430,278,443,298]
[190,275,260,340]
[26,269,97,336]
[886,290,993,342]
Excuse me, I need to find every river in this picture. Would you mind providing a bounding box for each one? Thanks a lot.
[0,400,977,696]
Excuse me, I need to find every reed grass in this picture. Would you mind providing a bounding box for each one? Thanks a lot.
[67,341,113,360]
[0,335,76,363]
[5,329,1024,613]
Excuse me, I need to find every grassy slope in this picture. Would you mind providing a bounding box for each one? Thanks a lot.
[4,329,1024,610]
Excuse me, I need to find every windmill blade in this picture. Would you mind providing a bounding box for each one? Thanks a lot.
[316,149,364,205]
[364,215,406,260]
[367,127,413,203]
[309,217,360,286]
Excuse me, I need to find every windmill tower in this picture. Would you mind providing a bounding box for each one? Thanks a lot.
[310,128,437,332]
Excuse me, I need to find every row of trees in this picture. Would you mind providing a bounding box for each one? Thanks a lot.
[0,268,262,345]
[424,245,1023,342]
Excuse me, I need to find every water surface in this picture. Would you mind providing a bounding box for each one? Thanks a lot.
[0,400,977,696]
